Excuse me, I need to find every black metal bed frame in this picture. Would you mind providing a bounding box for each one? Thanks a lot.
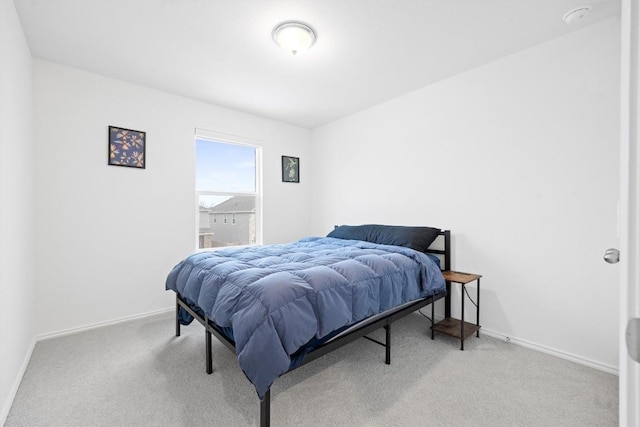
[174,230,451,427]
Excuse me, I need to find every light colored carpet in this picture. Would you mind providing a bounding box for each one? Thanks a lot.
[5,311,617,426]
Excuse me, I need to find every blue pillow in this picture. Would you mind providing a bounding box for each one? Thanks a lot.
[327,224,441,253]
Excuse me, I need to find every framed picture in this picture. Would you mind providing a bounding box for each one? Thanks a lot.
[282,155,299,183]
[108,126,146,169]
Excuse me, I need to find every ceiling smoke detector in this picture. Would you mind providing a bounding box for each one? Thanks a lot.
[563,5,592,25]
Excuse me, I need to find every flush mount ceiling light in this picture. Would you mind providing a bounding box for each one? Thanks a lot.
[272,21,317,55]
[563,5,592,25]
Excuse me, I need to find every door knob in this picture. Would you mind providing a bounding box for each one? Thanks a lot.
[603,248,620,264]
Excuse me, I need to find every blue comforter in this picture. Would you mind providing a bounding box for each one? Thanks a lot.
[165,237,445,398]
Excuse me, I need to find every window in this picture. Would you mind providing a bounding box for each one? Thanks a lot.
[196,132,261,249]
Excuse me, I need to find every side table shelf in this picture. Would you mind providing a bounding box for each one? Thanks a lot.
[431,270,481,350]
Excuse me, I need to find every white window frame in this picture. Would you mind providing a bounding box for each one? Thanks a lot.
[195,129,263,249]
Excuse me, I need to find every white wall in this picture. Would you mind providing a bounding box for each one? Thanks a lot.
[0,0,36,423]
[310,19,621,370]
[33,60,311,335]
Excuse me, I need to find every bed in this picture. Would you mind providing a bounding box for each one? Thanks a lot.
[165,225,451,426]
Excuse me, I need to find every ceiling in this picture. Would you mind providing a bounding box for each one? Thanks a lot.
[14,0,620,129]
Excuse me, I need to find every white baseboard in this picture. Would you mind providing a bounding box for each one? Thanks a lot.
[0,336,37,426]
[36,307,174,342]
[480,328,619,376]
[24,309,622,377]
[429,311,618,375]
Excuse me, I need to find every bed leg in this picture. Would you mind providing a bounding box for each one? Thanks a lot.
[206,329,213,374]
[431,296,435,340]
[175,298,181,337]
[445,281,452,319]
[260,389,271,427]
[384,324,391,365]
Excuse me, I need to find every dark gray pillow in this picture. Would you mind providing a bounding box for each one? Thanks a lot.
[327,224,441,253]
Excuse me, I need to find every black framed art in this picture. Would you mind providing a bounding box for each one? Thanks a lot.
[108,126,146,169]
[282,156,299,183]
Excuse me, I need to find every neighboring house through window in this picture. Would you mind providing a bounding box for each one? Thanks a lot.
[195,130,261,249]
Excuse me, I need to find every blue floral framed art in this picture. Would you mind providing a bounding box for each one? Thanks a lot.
[282,155,299,183]
[108,126,146,169]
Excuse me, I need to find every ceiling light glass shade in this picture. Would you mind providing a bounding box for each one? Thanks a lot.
[272,21,317,55]
[562,6,592,25]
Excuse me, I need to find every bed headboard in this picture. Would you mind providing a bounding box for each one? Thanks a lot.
[424,230,451,271]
